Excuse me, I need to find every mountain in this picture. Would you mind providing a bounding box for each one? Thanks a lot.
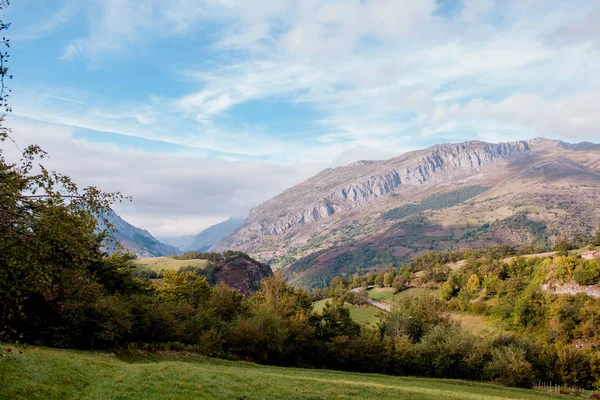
[100,211,180,258]
[156,235,196,251]
[187,217,246,252]
[214,138,600,288]
[156,217,244,252]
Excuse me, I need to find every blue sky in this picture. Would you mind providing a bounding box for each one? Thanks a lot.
[2,0,600,236]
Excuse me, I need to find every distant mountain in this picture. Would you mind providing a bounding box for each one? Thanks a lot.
[214,138,600,288]
[187,217,245,252]
[99,211,180,258]
[156,235,196,251]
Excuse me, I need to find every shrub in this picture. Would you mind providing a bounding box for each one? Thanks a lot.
[415,325,486,380]
[484,345,534,388]
[469,300,489,315]
[573,261,600,286]
[467,274,481,293]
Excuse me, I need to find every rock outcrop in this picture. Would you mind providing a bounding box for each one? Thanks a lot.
[214,255,272,295]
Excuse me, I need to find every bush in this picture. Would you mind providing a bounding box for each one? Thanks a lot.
[415,325,486,380]
[227,309,288,363]
[573,261,600,286]
[383,292,448,342]
[556,346,595,388]
[469,300,489,315]
[484,345,534,388]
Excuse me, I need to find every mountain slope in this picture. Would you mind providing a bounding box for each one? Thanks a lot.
[214,138,600,288]
[187,217,245,252]
[100,211,180,258]
[156,234,196,251]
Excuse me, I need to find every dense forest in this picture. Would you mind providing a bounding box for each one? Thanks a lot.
[311,237,600,390]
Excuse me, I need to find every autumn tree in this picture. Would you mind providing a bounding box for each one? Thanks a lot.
[0,3,130,343]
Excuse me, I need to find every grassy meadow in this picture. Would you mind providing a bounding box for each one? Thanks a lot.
[366,287,395,301]
[313,299,382,326]
[0,345,577,400]
[132,257,209,274]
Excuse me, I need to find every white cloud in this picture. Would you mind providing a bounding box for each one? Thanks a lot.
[7,0,600,234]
[5,118,324,236]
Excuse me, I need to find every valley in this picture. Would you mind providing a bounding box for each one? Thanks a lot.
[4,3,600,398]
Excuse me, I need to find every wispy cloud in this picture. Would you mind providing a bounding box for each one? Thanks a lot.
[42,94,87,105]
[6,0,600,232]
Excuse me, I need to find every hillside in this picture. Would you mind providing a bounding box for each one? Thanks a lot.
[214,138,600,288]
[155,234,196,251]
[157,218,245,252]
[0,345,576,400]
[187,217,245,252]
[98,211,180,258]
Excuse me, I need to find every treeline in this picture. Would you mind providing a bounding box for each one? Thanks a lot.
[314,282,600,389]
[314,237,600,390]
[168,250,256,263]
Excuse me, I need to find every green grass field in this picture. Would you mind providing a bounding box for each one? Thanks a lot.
[313,299,382,326]
[367,287,395,301]
[391,287,440,302]
[448,312,507,337]
[570,245,600,256]
[132,257,209,273]
[0,345,577,400]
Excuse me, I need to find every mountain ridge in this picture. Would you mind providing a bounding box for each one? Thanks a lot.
[214,138,600,288]
[188,217,246,252]
[99,211,180,258]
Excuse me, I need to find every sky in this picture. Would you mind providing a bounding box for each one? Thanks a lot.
[2,0,600,237]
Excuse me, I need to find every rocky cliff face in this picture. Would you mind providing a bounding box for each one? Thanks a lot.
[99,211,180,258]
[216,140,535,250]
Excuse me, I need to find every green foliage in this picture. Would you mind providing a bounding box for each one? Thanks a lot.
[382,186,489,220]
[439,274,460,300]
[554,233,575,256]
[466,274,481,293]
[593,227,600,247]
[573,261,600,285]
[383,292,448,342]
[317,300,361,341]
[415,325,486,379]
[484,345,535,388]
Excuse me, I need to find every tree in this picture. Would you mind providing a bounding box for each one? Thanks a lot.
[316,300,360,341]
[466,274,481,293]
[252,273,312,318]
[554,233,573,256]
[0,4,130,343]
[592,226,600,247]
[158,270,212,308]
[375,272,385,288]
[484,345,534,388]
[383,270,395,287]
[0,0,12,141]
[439,274,460,300]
